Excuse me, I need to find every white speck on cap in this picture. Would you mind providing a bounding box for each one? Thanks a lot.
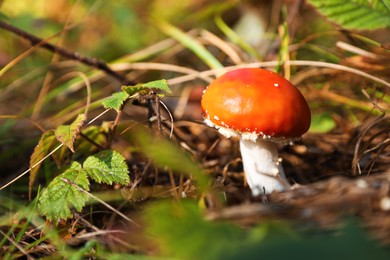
[274,83,279,87]
[241,132,259,142]
[218,127,239,138]
[204,118,215,127]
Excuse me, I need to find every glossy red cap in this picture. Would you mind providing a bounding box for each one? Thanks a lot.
[201,68,311,138]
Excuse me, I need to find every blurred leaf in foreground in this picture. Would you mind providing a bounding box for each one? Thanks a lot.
[308,0,390,30]
[133,127,209,193]
[145,200,390,260]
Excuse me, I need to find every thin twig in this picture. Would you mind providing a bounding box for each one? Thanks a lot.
[155,94,162,134]
[76,214,140,251]
[165,60,390,89]
[0,143,64,191]
[352,114,386,175]
[158,99,175,138]
[74,229,127,239]
[0,230,34,259]
[0,20,133,85]
[61,177,140,227]
[79,132,105,151]
[336,41,379,59]
[31,1,80,120]
[107,103,127,148]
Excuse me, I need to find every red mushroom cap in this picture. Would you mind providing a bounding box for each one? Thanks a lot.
[201,68,311,138]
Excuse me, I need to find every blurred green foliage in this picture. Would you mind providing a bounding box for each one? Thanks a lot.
[145,200,390,260]
[310,112,337,133]
[132,126,209,192]
[0,0,223,60]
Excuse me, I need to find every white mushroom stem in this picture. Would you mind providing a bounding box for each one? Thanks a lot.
[239,138,290,196]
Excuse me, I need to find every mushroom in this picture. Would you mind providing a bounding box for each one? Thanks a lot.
[201,68,311,195]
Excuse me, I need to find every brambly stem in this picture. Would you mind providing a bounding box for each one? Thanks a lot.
[239,138,290,195]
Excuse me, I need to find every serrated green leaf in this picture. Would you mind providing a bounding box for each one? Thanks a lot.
[102,91,130,112]
[308,0,390,30]
[38,162,90,222]
[141,79,172,93]
[55,113,86,152]
[83,150,130,185]
[122,85,150,97]
[122,79,172,97]
[29,130,60,199]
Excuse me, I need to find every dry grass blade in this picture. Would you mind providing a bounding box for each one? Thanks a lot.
[156,19,223,71]
[74,230,127,239]
[200,29,243,65]
[165,60,390,88]
[0,230,34,259]
[0,143,64,190]
[352,115,389,175]
[0,109,111,190]
[0,20,132,85]
[336,41,379,59]
[111,62,214,83]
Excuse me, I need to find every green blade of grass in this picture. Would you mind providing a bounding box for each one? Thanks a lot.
[156,19,223,70]
[214,13,260,59]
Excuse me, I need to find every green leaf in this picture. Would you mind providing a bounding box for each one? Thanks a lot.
[55,113,86,152]
[29,130,60,199]
[122,79,172,97]
[309,112,337,133]
[140,79,172,93]
[102,91,130,112]
[308,0,390,30]
[83,150,130,185]
[121,85,149,97]
[38,162,90,222]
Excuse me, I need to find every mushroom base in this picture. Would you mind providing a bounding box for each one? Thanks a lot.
[239,138,290,196]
